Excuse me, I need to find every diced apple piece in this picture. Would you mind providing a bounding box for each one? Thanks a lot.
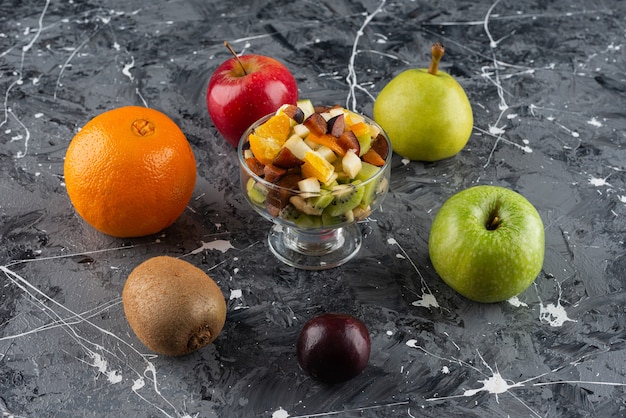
[342,149,362,179]
[304,137,320,150]
[328,107,346,118]
[298,176,321,197]
[316,145,338,163]
[284,134,314,160]
[297,99,315,120]
[293,123,310,138]
[302,151,336,184]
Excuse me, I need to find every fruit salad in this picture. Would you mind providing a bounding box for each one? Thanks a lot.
[240,100,391,229]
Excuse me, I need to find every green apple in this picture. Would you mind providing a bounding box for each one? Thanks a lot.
[428,185,544,303]
[373,43,473,162]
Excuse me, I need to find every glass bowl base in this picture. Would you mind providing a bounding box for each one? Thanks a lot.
[268,223,362,270]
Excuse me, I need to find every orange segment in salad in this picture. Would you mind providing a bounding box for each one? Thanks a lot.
[253,112,292,142]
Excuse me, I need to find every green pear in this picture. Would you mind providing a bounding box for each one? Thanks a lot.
[373,43,473,162]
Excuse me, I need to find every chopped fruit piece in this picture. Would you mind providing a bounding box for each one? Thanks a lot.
[349,121,370,139]
[290,195,323,216]
[345,110,364,126]
[371,133,390,160]
[273,146,304,169]
[254,113,292,142]
[293,124,310,138]
[297,99,315,120]
[307,133,346,156]
[249,133,282,165]
[309,189,334,210]
[342,150,362,179]
[327,114,345,137]
[243,100,391,229]
[244,155,266,177]
[263,163,287,183]
[361,148,386,167]
[284,135,314,160]
[298,177,321,197]
[353,206,371,221]
[302,151,335,184]
[266,173,301,210]
[326,182,365,217]
[328,107,345,118]
[316,145,338,163]
[304,113,327,136]
[246,178,267,205]
[337,131,360,155]
[279,104,305,124]
[355,162,382,208]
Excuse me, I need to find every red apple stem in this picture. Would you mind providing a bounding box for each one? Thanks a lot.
[224,41,247,76]
[428,42,445,75]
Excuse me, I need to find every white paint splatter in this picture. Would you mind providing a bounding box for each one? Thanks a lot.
[441,366,450,374]
[272,407,290,418]
[587,117,602,127]
[537,280,577,327]
[229,289,242,300]
[489,125,506,135]
[412,293,440,309]
[589,176,611,187]
[507,296,528,307]
[462,371,523,398]
[90,352,123,384]
[122,55,135,81]
[190,239,235,254]
[539,301,576,327]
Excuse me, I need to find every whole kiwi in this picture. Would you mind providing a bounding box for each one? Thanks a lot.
[122,256,227,356]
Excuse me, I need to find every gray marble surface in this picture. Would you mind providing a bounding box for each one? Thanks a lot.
[1,0,626,417]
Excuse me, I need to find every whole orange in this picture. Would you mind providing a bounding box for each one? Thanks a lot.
[64,106,197,238]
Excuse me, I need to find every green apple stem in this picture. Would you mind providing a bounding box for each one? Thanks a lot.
[486,205,503,230]
[428,42,445,76]
[224,41,247,75]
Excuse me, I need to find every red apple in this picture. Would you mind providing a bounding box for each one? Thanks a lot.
[207,42,299,147]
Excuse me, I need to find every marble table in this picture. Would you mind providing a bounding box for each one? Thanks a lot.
[1,1,625,417]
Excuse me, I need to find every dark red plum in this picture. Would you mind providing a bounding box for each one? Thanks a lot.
[296,313,370,383]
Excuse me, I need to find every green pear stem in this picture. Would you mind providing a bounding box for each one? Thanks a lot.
[428,42,445,75]
[224,41,247,75]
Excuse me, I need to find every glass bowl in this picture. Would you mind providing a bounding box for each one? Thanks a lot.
[237,106,392,270]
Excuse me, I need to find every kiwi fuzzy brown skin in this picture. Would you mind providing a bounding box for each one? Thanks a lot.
[122,256,227,356]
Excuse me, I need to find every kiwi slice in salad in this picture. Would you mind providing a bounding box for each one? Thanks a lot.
[322,208,355,227]
[280,204,323,228]
[246,178,267,205]
[354,162,382,208]
[324,181,365,217]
